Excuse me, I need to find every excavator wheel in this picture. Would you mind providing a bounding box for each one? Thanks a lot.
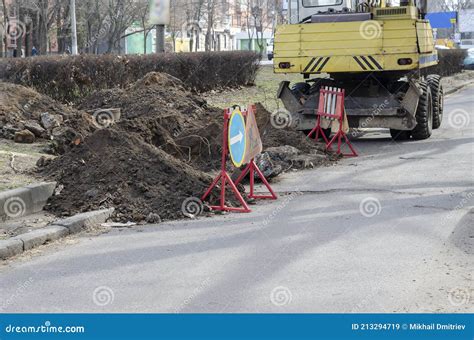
[411,81,433,140]
[427,75,444,129]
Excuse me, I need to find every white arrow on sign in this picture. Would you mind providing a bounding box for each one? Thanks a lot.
[230,131,244,146]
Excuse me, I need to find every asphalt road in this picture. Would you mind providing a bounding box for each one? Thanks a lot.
[1,85,473,313]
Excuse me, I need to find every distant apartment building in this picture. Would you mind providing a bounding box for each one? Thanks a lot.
[168,0,278,54]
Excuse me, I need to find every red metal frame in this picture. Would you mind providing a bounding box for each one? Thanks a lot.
[234,160,277,200]
[201,109,251,213]
[232,106,277,200]
[309,88,358,157]
[307,114,331,145]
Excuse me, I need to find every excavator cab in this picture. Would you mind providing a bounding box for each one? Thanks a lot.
[289,0,354,24]
[288,0,428,24]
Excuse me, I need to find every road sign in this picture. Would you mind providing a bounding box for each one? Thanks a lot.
[243,105,262,165]
[228,109,247,167]
[149,0,170,25]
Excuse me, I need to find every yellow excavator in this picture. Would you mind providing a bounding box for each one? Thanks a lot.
[274,0,443,140]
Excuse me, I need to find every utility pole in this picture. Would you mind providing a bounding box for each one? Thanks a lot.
[156,24,165,53]
[70,0,78,55]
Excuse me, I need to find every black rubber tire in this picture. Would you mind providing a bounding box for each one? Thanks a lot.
[411,81,433,140]
[427,75,444,129]
[390,129,411,141]
[291,82,310,100]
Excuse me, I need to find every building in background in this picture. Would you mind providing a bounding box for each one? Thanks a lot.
[1,0,283,56]
[459,8,474,49]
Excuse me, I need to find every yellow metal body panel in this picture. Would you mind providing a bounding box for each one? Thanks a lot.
[416,21,435,53]
[274,7,437,74]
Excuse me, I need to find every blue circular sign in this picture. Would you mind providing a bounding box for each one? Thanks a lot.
[228,109,247,167]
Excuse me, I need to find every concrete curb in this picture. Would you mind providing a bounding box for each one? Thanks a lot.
[0,239,23,259]
[53,208,115,234]
[0,182,57,222]
[444,80,474,96]
[0,208,114,260]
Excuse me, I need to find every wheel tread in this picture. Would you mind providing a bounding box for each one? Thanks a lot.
[427,75,443,129]
[412,81,433,140]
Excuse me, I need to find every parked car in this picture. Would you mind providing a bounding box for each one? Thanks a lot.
[463,48,474,70]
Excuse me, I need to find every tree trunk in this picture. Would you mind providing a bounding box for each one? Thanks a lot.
[1,0,7,56]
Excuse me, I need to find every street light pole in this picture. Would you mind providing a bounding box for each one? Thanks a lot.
[156,24,165,53]
[70,0,78,55]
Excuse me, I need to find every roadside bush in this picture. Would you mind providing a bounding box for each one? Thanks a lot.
[429,49,468,77]
[0,51,260,103]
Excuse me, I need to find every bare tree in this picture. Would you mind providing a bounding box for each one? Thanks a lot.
[1,0,7,56]
[184,0,205,51]
[440,0,473,11]
[168,0,187,51]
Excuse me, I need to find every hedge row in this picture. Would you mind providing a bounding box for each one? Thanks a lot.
[0,51,260,102]
[429,49,468,77]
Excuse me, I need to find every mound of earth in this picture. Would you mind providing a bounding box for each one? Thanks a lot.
[37,71,335,222]
[77,73,334,171]
[79,72,223,170]
[0,81,95,152]
[43,129,214,222]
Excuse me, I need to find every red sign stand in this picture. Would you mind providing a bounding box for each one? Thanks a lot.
[233,107,277,200]
[201,109,251,213]
[234,160,277,200]
[308,87,357,157]
[307,113,331,145]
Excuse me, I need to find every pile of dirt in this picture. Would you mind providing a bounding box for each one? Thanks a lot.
[78,72,223,170]
[43,129,213,222]
[0,81,95,152]
[36,72,334,222]
[78,73,334,172]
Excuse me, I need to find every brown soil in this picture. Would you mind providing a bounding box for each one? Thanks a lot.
[79,72,223,170]
[0,81,95,153]
[2,72,334,222]
[0,82,75,125]
[42,129,213,222]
